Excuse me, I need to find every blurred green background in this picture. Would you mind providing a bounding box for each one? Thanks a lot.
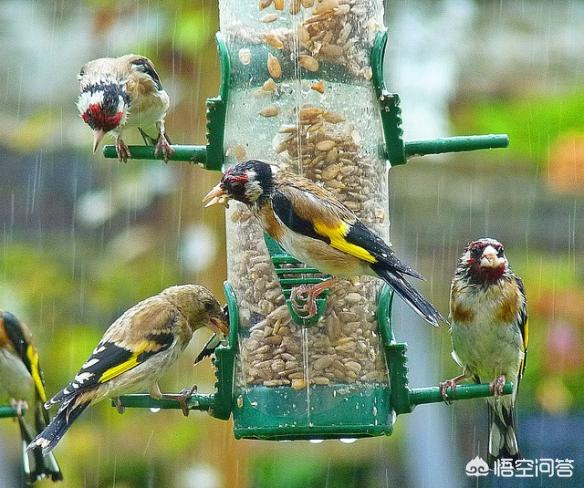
[0,0,583,487]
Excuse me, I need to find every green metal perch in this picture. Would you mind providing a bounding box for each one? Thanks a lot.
[0,405,26,419]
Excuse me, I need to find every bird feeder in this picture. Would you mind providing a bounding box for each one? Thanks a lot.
[107,0,512,439]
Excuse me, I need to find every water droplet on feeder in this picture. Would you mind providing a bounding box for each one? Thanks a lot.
[310,439,324,444]
[340,438,357,444]
[150,408,161,413]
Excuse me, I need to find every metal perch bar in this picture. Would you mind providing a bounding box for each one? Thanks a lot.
[112,393,214,411]
[409,382,513,407]
[404,134,509,158]
[0,405,26,418]
[103,145,207,164]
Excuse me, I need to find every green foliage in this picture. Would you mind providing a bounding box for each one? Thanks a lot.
[173,9,218,57]
[252,455,374,488]
[452,90,584,163]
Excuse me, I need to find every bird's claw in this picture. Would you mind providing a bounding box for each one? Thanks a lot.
[177,385,197,417]
[114,397,125,414]
[489,375,506,397]
[154,135,174,163]
[439,380,457,405]
[115,139,131,162]
[290,285,318,318]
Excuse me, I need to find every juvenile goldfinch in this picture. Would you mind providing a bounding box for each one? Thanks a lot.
[0,311,63,483]
[77,54,173,162]
[440,238,527,465]
[28,285,228,454]
[203,160,443,327]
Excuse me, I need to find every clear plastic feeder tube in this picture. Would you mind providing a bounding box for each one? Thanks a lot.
[220,0,388,408]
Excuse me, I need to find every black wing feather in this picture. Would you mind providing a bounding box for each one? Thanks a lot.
[272,189,422,280]
[272,190,328,243]
[131,58,163,90]
[2,311,32,371]
[345,220,424,280]
[194,334,222,365]
[48,331,175,407]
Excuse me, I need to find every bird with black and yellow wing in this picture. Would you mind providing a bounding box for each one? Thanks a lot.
[0,311,63,483]
[28,285,228,455]
[203,160,443,327]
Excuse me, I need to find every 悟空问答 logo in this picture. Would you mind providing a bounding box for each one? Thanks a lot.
[465,456,490,477]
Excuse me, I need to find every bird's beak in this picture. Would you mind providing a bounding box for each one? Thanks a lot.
[203,184,230,208]
[480,246,499,268]
[92,129,107,153]
[209,316,229,336]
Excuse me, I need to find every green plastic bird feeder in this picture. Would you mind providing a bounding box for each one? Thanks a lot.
[110,0,512,439]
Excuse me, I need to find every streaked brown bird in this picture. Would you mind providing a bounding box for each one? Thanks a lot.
[28,285,228,454]
[441,238,527,465]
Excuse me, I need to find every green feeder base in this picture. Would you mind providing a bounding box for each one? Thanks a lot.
[233,384,393,440]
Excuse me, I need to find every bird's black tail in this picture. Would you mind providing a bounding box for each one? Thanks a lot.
[372,264,443,327]
[17,415,63,483]
[487,397,520,467]
[28,399,89,456]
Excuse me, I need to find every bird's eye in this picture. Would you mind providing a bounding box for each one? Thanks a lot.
[204,301,216,312]
[470,247,482,258]
[497,247,505,256]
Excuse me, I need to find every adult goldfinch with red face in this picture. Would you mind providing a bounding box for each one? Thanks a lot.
[203,160,443,327]
[77,54,173,162]
[28,285,228,454]
[0,311,63,483]
[441,238,527,466]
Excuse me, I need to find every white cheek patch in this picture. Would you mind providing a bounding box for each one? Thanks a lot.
[117,98,128,125]
[77,90,104,115]
[245,179,264,201]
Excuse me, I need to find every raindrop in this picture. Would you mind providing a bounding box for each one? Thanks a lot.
[150,407,161,413]
[309,439,324,444]
[339,438,357,444]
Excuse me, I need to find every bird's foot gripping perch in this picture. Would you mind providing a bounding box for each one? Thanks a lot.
[289,279,335,318]
[439,374,467,404]
[162,385,198,417]
[154,134,174,162]
[489,375,506,397]
[115,138,132,162]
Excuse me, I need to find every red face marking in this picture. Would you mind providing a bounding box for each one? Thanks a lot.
[465,241,506,283]
[222,170,249,187]
[81,103,123,132]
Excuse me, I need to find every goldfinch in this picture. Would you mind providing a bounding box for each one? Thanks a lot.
[203,160,443,327]
[440,238,527,465]
[0,311,63,483]
[77,54,173,162]
[28,285,228,454]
